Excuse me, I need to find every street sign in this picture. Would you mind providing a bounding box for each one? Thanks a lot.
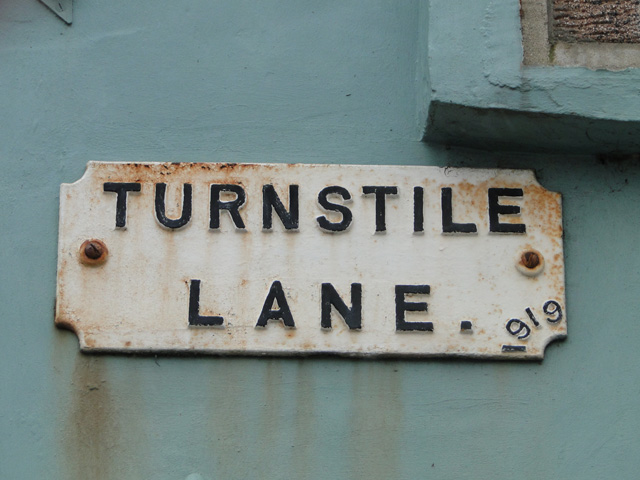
[56,162,566,359]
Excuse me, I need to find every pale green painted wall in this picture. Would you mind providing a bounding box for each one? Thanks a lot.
[1,1,639,479]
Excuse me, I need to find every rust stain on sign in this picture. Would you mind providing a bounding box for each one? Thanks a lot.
[55,162,566,359]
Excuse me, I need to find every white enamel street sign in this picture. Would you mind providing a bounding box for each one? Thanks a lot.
[55,162,566,359]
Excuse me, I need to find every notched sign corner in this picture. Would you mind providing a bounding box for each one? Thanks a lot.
[53,309,84,349]
[55,162,566,360]
[541,328,568,357]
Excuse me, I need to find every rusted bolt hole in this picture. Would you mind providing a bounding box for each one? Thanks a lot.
[80,239,108,265]
[516,248,544,277]
[521,251,540,269]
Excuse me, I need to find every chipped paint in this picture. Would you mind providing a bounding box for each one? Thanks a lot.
[56,162,566,359]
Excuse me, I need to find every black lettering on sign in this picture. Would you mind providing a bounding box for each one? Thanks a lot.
[103,182,141,228]
[503,300,563,346]
[506,319,531,339]
[502,345,526,353]
[525,307,540,327]
[362,186,398,232]
[488,188,526,234]
[263,185,299,230]
[460,320,473,331]
[395,285,433,332]
[441,187,477,234]
[210,184,246,229]
[543,300,563,323]
[321,283,362,330]
[155,183,192,229]
[316,186,353,232]
[188,280,224,326]
[256,281,295,328]
[413,186,424,233]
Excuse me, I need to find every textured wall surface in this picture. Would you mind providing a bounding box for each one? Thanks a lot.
[1,1,640,479]
[522,0,640,71]
[553,0,640,43]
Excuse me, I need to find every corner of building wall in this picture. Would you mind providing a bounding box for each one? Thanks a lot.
[423,100,640,154]
[415,0,432,141]
[422,0,640,154]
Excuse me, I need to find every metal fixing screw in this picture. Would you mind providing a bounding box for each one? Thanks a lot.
[79,239,108,265]
[516,248,544,277]
[521,251,540,269]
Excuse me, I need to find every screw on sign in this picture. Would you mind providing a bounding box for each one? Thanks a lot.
[521,251,540,269]
[79,239,108,265]
[515,248,545,277]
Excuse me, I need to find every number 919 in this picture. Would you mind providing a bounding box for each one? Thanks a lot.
[506,300,563,340]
